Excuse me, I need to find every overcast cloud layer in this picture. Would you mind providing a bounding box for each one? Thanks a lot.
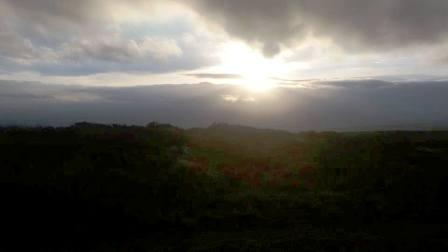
[2,80,448,131]
[1,0,448,79]
[189,0,448,56]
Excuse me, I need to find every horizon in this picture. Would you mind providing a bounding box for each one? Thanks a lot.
[2,79,448,131]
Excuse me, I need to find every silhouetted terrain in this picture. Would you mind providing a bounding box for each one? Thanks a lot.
[1,123,448,251]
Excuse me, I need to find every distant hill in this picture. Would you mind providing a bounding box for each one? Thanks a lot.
[187,123,299,155]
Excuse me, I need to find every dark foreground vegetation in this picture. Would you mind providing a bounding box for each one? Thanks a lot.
[1,122,448,251]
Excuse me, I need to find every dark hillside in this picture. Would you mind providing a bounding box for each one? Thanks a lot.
[1,123,448,251]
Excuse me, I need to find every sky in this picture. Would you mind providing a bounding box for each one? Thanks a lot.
[1,0,448,130]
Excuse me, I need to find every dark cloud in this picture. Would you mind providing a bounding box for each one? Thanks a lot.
[2,79,448,131]
[187,0,448,55]
[2,0,109,31]
[315,80,393,89]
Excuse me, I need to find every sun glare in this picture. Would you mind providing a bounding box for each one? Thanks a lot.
[217,42,288,92]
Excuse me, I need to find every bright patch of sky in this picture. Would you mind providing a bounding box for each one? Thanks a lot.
[1,0,448,90]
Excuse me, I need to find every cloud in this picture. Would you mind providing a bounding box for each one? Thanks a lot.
[61,37,182,63]
[2,0,448,79]
[0,31,184,66]
[0,35,208,76]
[185,73,242,79]
[0,0,217,75]
[315,80,393,89]
[272,78,320,83]
[2,79,448,131]
[186,0,448,56]
[2,0,115,30]
[221,94,256,103]
[221,94,239,103]
[0,31,36,61]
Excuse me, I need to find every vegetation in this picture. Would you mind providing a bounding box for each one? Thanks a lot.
[1,122,448,251]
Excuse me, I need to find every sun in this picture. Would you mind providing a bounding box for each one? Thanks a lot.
[216,42,287,92]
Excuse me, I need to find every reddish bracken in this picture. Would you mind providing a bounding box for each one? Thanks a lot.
[186,158,209,173]
[299,164,317,190]
[291,179,301,188]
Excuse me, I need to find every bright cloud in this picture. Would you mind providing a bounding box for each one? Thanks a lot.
[0,0,448,86]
